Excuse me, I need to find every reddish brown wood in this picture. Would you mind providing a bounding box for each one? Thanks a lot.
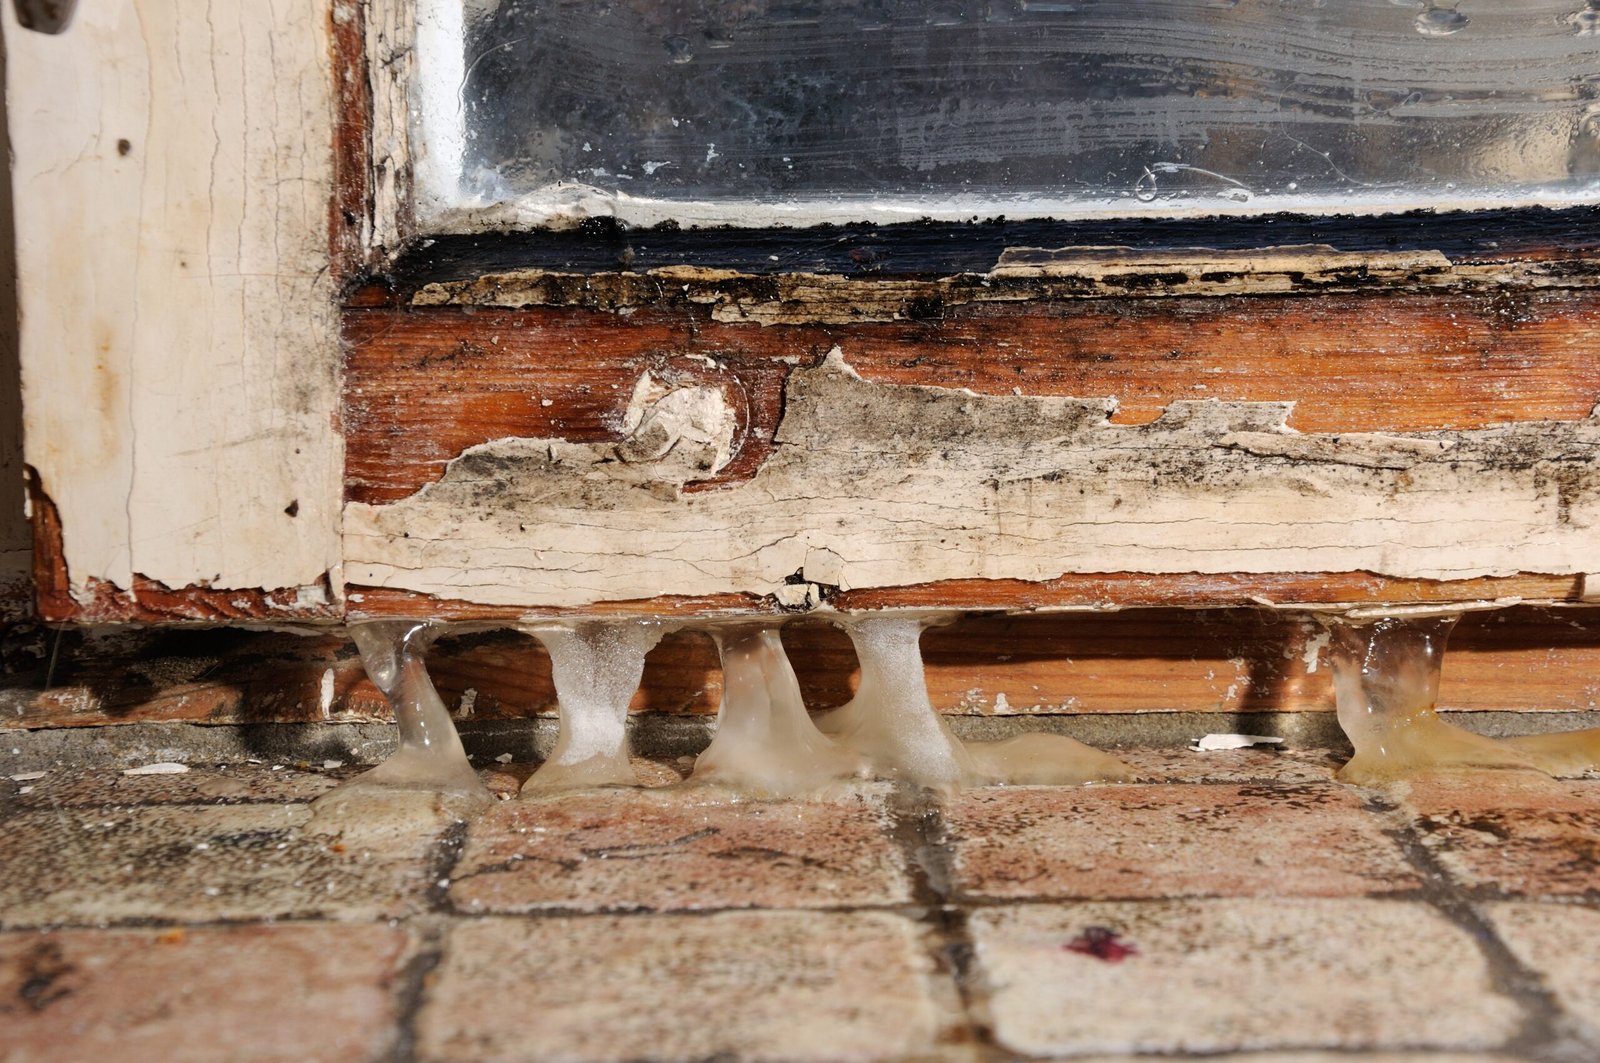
[4,608,1595,730]
[328,0,372,286]
[347,586,771,621]
[28,465,76,622]
[340,607,1600,718]
[346,572,1582,622]
[832,572,1584,611]
[35,285,1600,622]
[343,290,1600,504]
[341,308,818,504]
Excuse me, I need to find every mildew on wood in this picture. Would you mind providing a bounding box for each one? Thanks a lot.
[344,347,1600,612]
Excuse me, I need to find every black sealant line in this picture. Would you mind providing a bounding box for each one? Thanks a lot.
[374,205,1600,294]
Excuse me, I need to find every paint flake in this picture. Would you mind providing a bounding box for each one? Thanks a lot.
[123,762,191,775]
[1191,734,1285,751]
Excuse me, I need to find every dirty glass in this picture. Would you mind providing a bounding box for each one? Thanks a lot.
[432,0,1600,222]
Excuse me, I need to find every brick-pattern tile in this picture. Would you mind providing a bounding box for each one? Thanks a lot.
[1113,746,1342,785]
[450,786,910,913]
[3,759,688,811]
[945,783,1416,900]
[417,912,951,1063]
[0,803,452,927]
[0,924,409,1063]
[1398,774,1600,898]
[969,900,1522,1057]
[1484,902,1600,1040]
[476,756,691,801]
[5,765,339,808]
[1072,1055,1539,1062]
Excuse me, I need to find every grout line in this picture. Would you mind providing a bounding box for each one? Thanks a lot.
[16,889,1535,936]
[884,784,1014,1062]
[426,818,471,912]
[390,917,449,1063]
[1375,797,1592,1063]
[389,807,478,1060]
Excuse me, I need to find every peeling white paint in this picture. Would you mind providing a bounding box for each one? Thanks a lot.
[772,583,821,609]
[6,0,343,598]
[613,374,738,478]
[1301,630,1331,674]
[345,349,1600,608]
[123,762,189,776]
[367,0,417,254]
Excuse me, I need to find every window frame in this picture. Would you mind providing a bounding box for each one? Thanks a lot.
[8,0,1599,625]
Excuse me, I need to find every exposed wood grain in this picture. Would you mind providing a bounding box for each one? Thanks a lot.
[345,573,1581,620]
[362,0,418,259]
[344,335,1598,610]
[344,291,1600,505]
[329,0,372,285]
[831,573,1584,612]
[346,586,770,621]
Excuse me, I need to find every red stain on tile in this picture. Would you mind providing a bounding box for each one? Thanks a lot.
[1064,926,1138,962]
[946,782,1417,900]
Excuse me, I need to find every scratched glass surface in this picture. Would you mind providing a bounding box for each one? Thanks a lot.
[441,0,1600,221]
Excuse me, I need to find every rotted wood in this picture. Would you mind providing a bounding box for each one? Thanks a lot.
[342,286,1600,617]
[34,281,1600,621]
[3,608,1596,730]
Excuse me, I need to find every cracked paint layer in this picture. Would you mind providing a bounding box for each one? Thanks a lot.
[6,0,342,600]
[343,347,1600,609]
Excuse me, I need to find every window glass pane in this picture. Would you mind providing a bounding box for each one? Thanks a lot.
[420,0,1600,225]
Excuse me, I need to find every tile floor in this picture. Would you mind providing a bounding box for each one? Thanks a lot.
[1,746,1598,1063]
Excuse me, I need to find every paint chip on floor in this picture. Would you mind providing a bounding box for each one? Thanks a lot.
[122,762,191,776]
[1192,734,1285,751]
